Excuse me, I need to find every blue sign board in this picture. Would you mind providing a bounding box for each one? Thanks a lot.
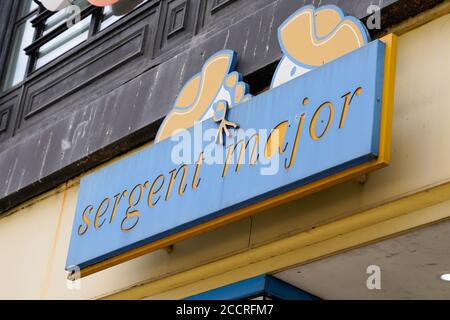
[66,41,386,273]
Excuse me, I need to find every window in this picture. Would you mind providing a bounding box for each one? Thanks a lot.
[25,0,101,72]
[100,0,148,31]
[35,15,92,69]
[1,0,38,90]
[1,0,149,91]
[100,5,121,31]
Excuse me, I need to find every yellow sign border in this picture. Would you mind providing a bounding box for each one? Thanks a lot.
[76,34,398,279]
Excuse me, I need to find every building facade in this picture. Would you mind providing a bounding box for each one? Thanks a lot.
[0,0,450,299]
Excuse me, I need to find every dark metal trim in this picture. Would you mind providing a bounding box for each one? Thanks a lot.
[23,26,148,119]
[0,106,13,133]
[0,1,23,91]
[24,5,98,56]
[211,0,237,14]
[167,0,189,38]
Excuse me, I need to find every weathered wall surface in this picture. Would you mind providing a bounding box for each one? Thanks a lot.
[0,0,444,213]
[0,13,449,299]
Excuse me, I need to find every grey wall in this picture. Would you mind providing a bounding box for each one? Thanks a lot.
[0,0,444,213]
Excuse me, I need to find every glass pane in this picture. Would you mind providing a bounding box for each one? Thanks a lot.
[1,18,35,90]
[72,0,90,10]
[100,0,148,31]
[43,9,73,36]
[20,0,39,18]
[100,6,120,30]
[43,0,90,36]
[35,15,92,69]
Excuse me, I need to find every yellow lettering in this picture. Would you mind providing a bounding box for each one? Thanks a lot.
[109,191,127,224]
[310,102,335,141]
[265,121,288,159]
[285,113,305,170]
[121,184,144,232]
[148,174,165,207]
[222,134,259,177]
[78,205,93,236]
[340,87,363,129]
[166,165,188,201]
[94,198,110,229]
[192,153,204,190]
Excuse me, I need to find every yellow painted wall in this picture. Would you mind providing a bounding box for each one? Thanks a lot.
[0,13,449,300]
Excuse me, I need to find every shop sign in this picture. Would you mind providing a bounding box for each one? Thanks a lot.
[66,5,397,277]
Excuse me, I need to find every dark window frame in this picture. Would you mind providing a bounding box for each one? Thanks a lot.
[0,0,39,91]
[24,3,103,74]
[0,0,151,95]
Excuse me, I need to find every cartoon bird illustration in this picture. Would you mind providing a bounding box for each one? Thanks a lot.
[155,5,369,144]
[155,50,251,143]
[213,100,238,145]
[271,5,370,88]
